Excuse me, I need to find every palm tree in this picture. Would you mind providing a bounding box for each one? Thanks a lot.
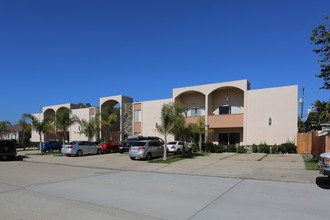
[0,121,12,139]
[24,114,52,153]
[100,106,119,141]
[190,117,213,152]
[54,108,78,144]
[156,103,175,160]
[78,116,100,142]
[19,115,32,150]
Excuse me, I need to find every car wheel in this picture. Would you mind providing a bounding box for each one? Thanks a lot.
[130,157,136,160]
[97,149,102,155]
[42,150,46,153]
[119,150,124,154]
[76,150,83,157]
[66,154,71,157]
[49,148,53,153]
[176,148,181,155]
[110,148,114,153]
[146,153,152,161]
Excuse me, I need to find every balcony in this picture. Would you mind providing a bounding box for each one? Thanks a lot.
[208,114,244,128]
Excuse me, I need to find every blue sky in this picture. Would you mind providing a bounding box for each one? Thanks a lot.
[1,0,329,123]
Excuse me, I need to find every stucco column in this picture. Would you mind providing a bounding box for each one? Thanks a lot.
[205,93,209,142]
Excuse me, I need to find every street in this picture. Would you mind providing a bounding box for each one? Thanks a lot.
[0,158,329,220]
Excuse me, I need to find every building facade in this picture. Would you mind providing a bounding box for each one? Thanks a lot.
[31,80,298,146]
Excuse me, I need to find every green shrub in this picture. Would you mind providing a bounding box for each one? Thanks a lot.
[191,143,199,152]
[271,145,279,154]
[258,143,270,153]
[279,141,297,153]
[227,145,236,152]
[237,145,247,153]
[215,144,226,153]
[252,144,258,153]
[205,142,216,153]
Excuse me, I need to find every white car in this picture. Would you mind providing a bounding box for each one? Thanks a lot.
[167,141,191,155]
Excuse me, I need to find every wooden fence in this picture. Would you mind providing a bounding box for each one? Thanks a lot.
[297,131,330,157]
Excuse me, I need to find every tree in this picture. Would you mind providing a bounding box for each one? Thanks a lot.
[306,100,330,130]
[0,121,12,139]
[297,116,305,133]
[190,117,213,152]
[156,103,175,160]
[24,114,52,153]
[78,102,92,108]
[19,115,31,150]
[53,108,78,144]
[171,102,188,156]
[310,15,330,90]
[78,116,100,142]
[100,106,119,141]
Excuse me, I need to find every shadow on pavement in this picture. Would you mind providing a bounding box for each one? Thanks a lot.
[316,177,330,190]
[0,155,29,162]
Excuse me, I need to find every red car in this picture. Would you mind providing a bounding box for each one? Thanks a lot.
[99,140,120,153]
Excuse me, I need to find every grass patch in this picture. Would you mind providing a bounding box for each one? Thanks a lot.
[26,152,63,156]
[303,155,319,170]
[258,154,269,161]
[148,152,210,164]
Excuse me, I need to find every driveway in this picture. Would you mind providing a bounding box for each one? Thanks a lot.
[20,151,320,184]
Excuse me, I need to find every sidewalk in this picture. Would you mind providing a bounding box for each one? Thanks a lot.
[21,151,320,184]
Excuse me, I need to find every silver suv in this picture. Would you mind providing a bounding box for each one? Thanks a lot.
[128,140,164,160]
[318,152,330,180]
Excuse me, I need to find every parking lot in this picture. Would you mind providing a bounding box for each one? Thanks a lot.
[19,150,320,184]
[1,152,329,220]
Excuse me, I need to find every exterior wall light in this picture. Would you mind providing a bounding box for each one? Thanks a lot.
[269,117,272,126]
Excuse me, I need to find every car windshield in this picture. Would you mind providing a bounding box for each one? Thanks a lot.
[133,142,146,146]
[168,142,177,145]
[101,141,109,144]
[69,141,78,145]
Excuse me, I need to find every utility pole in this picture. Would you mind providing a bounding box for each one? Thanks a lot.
[300,88,304,119]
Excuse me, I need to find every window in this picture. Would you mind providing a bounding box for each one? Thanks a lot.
[219,105,241,115]
[218,133,240,145]
[134,110,142,122]
[187,107,205,117]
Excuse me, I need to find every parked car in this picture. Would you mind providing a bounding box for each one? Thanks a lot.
[61,141,103,156]
[167,141,191,155]
[39,140,62,152]
[318,152,330,180]
[128,140,164,160]
[119,142,129,153]
[0,140,17,159]
[99,140,120,153]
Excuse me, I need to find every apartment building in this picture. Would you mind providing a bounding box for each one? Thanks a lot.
[31,79,298,146]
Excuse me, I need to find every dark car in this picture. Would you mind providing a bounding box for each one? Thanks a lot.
[119,142,129,153]
[39,140,62,152]
[0,140,17,159]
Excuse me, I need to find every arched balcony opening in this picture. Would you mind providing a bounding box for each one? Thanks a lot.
[100,100,121,141]
[55,107,70,143]
[175,90,206,125]
[208,86,244,116]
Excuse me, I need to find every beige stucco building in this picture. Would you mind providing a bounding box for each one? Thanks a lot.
[31,79,298,146]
